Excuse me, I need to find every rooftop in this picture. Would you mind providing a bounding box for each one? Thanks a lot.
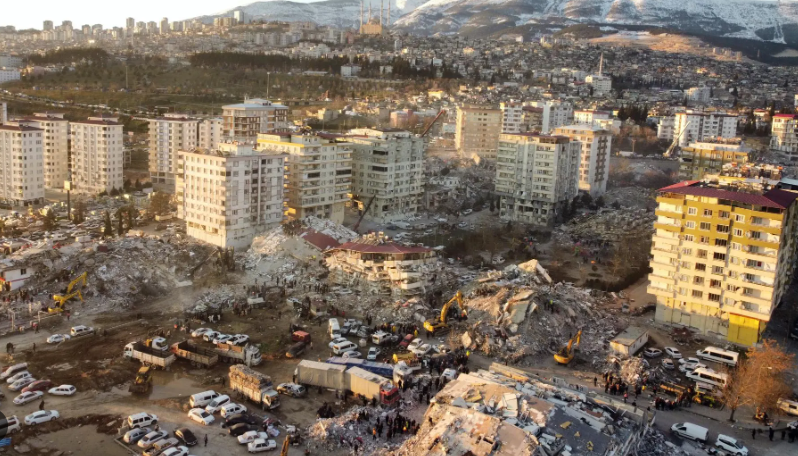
[659,181,798,210]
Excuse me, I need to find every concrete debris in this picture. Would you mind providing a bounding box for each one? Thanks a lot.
[307,405,409,454]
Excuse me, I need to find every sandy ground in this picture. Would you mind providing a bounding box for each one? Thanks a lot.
[590,33,752,63]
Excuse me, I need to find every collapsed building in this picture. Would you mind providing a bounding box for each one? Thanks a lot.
[325,233,439,297]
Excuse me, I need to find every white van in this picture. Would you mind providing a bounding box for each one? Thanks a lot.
[687,367,728,388]
[328,318,341,340]
[778,398,798,416]
[205,394,231,414]
[0,415,21,434]
[189,390,220,408]
[670,422,709,443]
[332,341,358,355]
[696,346,739,366]
[0,363,28,380]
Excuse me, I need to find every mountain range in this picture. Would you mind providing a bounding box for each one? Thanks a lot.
[195,0,798,45]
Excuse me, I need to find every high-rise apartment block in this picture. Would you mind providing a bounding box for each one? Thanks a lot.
[585,74,612,96]
[126,17,135,31]
[160,18,169,34]
[223,99,289,141]
[347,128,424,222]
[1,102,6,124]
[770,114,798,162]
[0,123,44,206]
[648,181,798,346]
[500,102,524,134]
[257,133,351,224]
[16,112,70,190]
[199,118,222,150]
[554,125,612,197]
[70,116,124,194]
[43,20,53,31]
[527,101,573,133]
[455,106,502,160]
[148,114,198,191]
[176,142,286,249]
[679,140,751,181]
[496,133,581,226]
[672,111,737,147]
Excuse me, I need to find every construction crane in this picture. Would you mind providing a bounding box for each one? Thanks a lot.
[50,272,88,313]
[352,195,376,232]
[419,109,447,138]
[423,291,467,336]
[554,329,582,365]
[663,121,690,158]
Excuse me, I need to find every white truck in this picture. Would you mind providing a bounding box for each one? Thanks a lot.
[228,365,280,410]
[123,342,176,369]
[213,343,262,366]
[294,361,399,406]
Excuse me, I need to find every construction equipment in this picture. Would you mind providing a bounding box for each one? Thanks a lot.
[280,435,290,456]
[554,330,582,365]
[50,272,87,313]
[423,291,467,336]
[129,366,153,393]
[663,121,690,158]
[352,195,376,232]
[419,109,446,138]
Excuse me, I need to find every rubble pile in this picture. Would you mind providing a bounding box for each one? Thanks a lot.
[553,208,656,246]
[635,430,688,455]
[307,405,406,454]
[603,187,656,210]
[460,260,625,365]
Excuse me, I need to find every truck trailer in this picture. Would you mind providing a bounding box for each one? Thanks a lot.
[171,340,219,368]
[294,360,398,406]
[214,342,262,366]
[228,365,280,410]
[123,342,176,369]
[326,357,395,378]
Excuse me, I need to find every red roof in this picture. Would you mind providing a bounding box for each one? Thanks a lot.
[335,241,432,254]
[298,229,340,251]
[659,181,798,209]
[773,114,796,119]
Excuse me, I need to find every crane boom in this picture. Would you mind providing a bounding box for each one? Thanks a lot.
[420,109,447,138]
[353,195,376,232]
[66,272,87,294]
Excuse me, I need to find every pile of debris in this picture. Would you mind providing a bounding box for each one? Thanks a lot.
[230,365,272,387]
[307,405,406,455]
[553,208,656,247]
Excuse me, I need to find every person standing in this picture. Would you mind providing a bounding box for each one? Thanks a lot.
[204,434,208,447]
[769,426,774,441]
[39,399,45,411]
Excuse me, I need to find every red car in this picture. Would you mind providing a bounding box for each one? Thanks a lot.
[398,334,414,349]
[22,380,55,394]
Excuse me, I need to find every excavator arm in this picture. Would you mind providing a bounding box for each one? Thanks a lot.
[280,436,290,456]
[440,291,464,324]
[66,272,87,294]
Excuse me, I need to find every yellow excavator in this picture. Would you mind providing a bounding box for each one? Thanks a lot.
[50,272,87,313]
[129,366,153,394]
[423,291,467,336]
[554,330,582,365]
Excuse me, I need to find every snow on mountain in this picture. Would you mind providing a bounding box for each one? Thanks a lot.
[393,0,798,43]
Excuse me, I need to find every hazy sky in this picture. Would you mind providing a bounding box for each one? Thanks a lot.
[2,0,311,29]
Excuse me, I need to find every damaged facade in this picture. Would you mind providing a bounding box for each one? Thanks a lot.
[325,233,438,296]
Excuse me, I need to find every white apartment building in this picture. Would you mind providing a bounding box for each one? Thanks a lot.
[455,106,502,160]
[527,101,573,133]
[1,102,6,124]
[17,112,69,190]
[554,125,612,197]
[687,86,712,103]
[70,116,124,194]
[199,118,222,150]
[496,133,581,226]
[347,128,424,222]
[657,116,676,140]
[148,114,198,191]
[0,124,44,206]
[585,74,612,96]
[0,68,21,83]
[257,133,352,224]
[500,102,524,134]
[672,111,738,147]
[574,110,611,125]
[770,114,798,162]
[177,142,286,249]
[223,99,289,141]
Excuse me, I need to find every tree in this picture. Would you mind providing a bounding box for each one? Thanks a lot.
[103,211,113,237]
[127,206,135,229]
[148,192,171,216]
[116,210,124,236]
[109,187,119,197]
[135,178,143,190]
[42,210,57,232]
[72,200,87,224]
[595,196,605,208]
[721,357,754,422]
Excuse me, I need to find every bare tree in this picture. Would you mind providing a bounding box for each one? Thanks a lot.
[721,358,754,422]
[746,339,795,416]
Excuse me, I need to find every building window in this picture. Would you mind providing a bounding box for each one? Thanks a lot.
[697,250,708,259]
[733,229,743,237]
[749,231,762,240]
[685,221,696,229]
[692,290,703,298]
[708,293,721,302]
[695,263,706,271]
[688,208,697,215]
[716,225,729,233]
[699,222,711,230]
[712,266,724,275]
[713,252,727,261]
[718,211,730,219]
[703,209,713,217]
[694,276,705,285]
[699,236,710,244]
[683,235,694,242]
[735,214,745,222]
[710,279,722,288]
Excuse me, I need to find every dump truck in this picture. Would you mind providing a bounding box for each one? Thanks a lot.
[294,360,399,406]
[171,340,219,368]
[213,342,262,366]
[129,366,153,393]
[123,342,176,369]
[286,341,307,359]
[228,365,280,410]
[326,357,394,378]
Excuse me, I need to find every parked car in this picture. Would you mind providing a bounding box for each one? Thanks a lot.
[160,447,190,456]
[398,335,414,349]
[13,390,44,405]
[412,344,432,357]
[7,371,32,384]
[205,394,231,414]
[229,334,250,346]
[138,430,169,449]
[665,347,682,359]
[328,337,348,349]
[46,334,71,344]
[220,403,247,418]
[223,414,261,428]
[188,408,214,425]
[662,359,676,370]
[367,347,381,361]
[174,428,198,446]
[643,348,663,358]
[212,334,234,345]
[202,331,221,342]
[22,380,55,393]
[407,338,423,352]
[48,385,77,396]
[228,423,255,437]
[9,377,36,391]
[341,350,362,359]
[247,439,277,453]
[276,383,306,398]
[238,430,269,444]
[191,328,211,338]
[123,427,151,444]
[24,410,60,425]
[715,434,748,455]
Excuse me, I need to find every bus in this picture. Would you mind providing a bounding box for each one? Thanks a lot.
[696,346,739,366]
[687,368,728,388]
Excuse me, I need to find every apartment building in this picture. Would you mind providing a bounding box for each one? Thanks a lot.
[1,102,6,124]
[648,180,798,346]
[257,133,351,224]
[0,123,44,206]
[496,133,581,226]
[554,125,611,197]
[15,112,69,190]
[455,106,502,160]
[770,114,798,162]
[222,99,289,141]
[521,106,543,132]
[527,101,573,133]
[657,116,676,140]
[672,111,737,147]
[70,116,124,194]
[500,102,524,134]
[148,114,198,191]
[585,74,612,96]
[176,142,286,249]
[687,86,712,103]
[679,140,750,181]
[347,128,424,222]
[199,118,222,150]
